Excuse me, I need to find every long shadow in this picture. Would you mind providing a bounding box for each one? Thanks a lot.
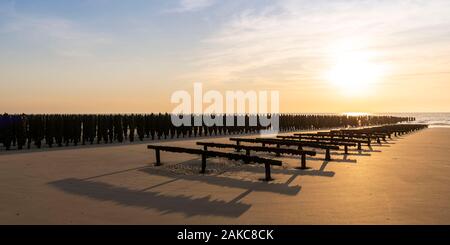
[306,157,357,164]
[228,163,335,178]
[82,166,149,180]
[49,178,251,218]
[144,154,334,194]
[229,189,253,203]
[277,152,359,163]
[139,178,181,192]
[333,152,371,156]
[285,160,332,185]
[139,167,301,196]
[349,148,381,153]
[154,151,333,178]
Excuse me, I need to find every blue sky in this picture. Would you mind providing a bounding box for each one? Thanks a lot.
[1,0,450,113]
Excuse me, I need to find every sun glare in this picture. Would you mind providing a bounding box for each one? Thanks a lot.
[325,40,385,96]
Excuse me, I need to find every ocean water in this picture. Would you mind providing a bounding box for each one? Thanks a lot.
[379,113,450,128]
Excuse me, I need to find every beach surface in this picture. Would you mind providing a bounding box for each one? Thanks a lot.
[0,127,449,224]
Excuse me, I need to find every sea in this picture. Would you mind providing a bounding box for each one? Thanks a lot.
[376,113,450,128]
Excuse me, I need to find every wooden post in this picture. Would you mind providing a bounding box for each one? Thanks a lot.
[203,145,208,151]
[155,149,161,166]
[264,163,272,181]
[235,140,241,152]
[276,144,280,156]
[300,154,307,169]
[200,153,206,174]
[377,137,381,144]
[245,149,250,163]
[344,145,348,155]
[325,149,331,161]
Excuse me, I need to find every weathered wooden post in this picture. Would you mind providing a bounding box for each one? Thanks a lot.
[344,145,348,155]
[325,148,331,161]
[276,144,281,156]
[155,149,161,166]
[264,163,272,181]
[300,154,307,169]
[235,140,241,152]
[358,142,362,150]
[245,149,250,163]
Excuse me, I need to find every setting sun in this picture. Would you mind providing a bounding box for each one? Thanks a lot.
[325,40,385,96]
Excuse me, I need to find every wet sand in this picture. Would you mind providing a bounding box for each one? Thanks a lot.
[0,127,449,224]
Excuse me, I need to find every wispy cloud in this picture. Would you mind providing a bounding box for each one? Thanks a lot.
[181,0,450,88]
[167,0,215,13]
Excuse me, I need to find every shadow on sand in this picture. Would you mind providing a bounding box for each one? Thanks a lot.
[48,159,315,218]
[225,160,336,180]
[47,145,347,218]
[49,177,251,218]
[138,167,302,196]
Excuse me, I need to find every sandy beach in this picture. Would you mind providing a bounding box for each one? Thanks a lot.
[0,127,449,224]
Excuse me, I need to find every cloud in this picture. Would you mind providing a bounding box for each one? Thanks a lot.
[181,0,450,88]
[167,0,215,13]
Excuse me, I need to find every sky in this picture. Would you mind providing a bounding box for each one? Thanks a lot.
[1,0,450,113]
